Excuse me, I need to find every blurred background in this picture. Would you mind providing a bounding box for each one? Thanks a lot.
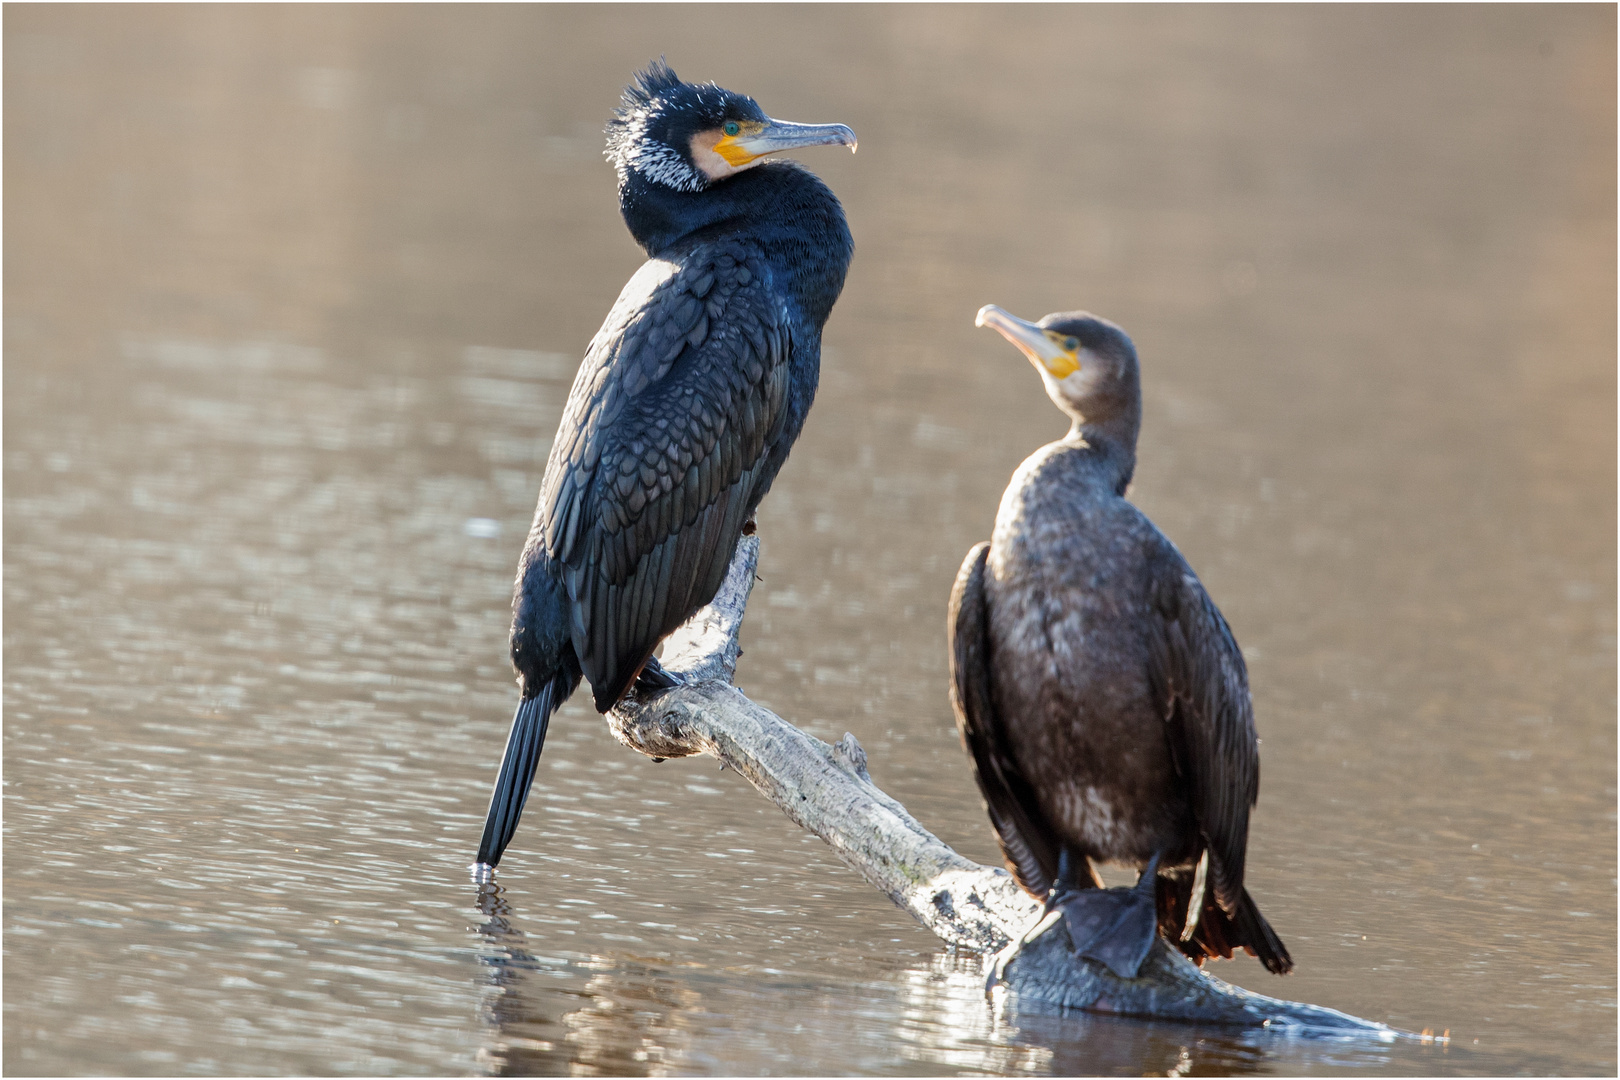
[5,5,1614,1076]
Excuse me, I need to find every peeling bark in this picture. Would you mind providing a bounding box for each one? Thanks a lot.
[607,536,1397,1034]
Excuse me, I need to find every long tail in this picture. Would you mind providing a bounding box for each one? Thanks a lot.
[475,678,564,869]
[1229,887,1293,975]
[1159,869,1294,975]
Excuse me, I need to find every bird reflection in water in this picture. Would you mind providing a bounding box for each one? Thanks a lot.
[470,889,1397,1075]
[887,952,1276,1075]
[472,882,697,1075]
[472,882,566,1075]
[895,951,1394,1076]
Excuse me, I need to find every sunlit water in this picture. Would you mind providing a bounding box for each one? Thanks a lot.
[5,6,1613,1075]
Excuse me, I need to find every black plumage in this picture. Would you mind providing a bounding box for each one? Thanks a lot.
[476,62,855,871]
[951,305,1292,976]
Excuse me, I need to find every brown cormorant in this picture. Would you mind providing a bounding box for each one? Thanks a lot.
[474,62,856,873]
[949,305,1292,978]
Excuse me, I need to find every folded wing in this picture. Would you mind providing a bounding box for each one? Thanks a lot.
[539,242,792,710]
[948,542,1068,897]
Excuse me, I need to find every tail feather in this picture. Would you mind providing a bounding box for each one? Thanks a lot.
[1159,869,1293,975]
[1229,887,1293,974]
[475,681,563,868]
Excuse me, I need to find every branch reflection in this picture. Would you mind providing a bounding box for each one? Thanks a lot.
[470,892,1397,1076]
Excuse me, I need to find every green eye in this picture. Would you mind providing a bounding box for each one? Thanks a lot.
[1064,337,1079,351]
[723,121,740,137]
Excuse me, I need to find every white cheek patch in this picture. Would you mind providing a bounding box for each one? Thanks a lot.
[689,131,768,183]
[689,139,734,181]
[1041,352,1105,409]
[1044,364,1096,394]
[1036,367,1067,400]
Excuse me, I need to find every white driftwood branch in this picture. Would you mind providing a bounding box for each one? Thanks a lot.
[608,536,1398,1034]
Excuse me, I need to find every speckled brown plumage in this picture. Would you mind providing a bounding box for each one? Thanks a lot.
[950,308,1292,974]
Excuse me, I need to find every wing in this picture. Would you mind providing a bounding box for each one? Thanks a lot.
[538,241,792,710]
[948,542,1063,898]
[1144,541,1261,917]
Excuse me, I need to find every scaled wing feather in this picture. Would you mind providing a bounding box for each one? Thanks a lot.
[539,242,792,709]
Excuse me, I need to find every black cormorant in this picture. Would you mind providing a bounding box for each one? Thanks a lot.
[949,305,1292,978]
[474,62,856,873]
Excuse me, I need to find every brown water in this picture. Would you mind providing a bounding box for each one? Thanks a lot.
[5,6,1614,1076]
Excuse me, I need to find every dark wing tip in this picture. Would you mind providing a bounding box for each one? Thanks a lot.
[1150,546,1265,923]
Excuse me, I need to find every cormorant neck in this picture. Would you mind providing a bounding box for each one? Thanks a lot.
[618,169,726,254]
[1063,418,1138,496]
[618,161,853,328]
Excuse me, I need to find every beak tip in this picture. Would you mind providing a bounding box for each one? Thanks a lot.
[974,304,998,328]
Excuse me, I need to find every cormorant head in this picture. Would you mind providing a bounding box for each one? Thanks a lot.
[976,305,1142,443]
[605,60,856,194]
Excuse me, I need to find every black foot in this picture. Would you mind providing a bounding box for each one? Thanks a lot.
[635,655,682,692]
[1055,852,1162,979]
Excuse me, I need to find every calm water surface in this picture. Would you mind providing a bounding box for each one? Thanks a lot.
[5,6,1614,1075]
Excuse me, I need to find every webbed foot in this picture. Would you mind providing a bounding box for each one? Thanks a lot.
[1056,852,1162,979]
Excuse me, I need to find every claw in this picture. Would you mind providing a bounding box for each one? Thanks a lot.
[985,906,1063,992]
[987,848,1101,994]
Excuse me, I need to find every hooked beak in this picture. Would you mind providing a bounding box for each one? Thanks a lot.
[976,305,1079,379]
[714,117,858,168]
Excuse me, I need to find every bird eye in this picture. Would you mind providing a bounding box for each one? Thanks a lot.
[723,121,740,137]
[1064,337,1079,351]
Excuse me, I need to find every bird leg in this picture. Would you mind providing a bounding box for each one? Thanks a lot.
[986,848,1091,991]
[1051,845,1089,897]
[1055,851,1163,980]
[634,654,683,692]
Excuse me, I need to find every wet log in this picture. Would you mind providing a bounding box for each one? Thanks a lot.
[607,534,1396,1034]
